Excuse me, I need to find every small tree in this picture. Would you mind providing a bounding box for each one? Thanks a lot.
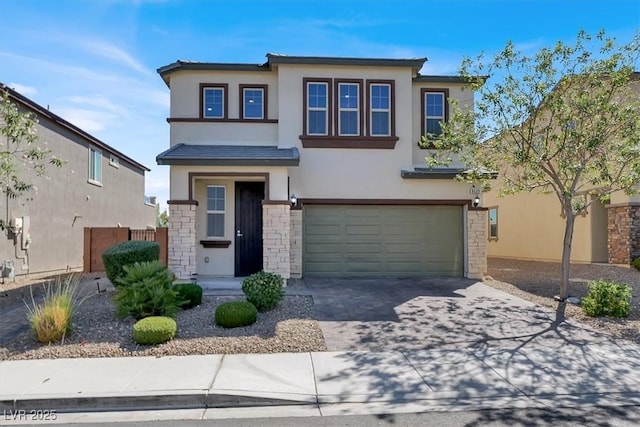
[0,89,64,228]
[424,30,640,301]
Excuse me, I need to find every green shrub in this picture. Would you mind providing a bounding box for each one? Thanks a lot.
[133,316,177,345]
[113,261,184,320]
[215,301,258,328]
[174,283,203,309]
[582,279,632,318]
[633,257,640,271]
[26,273,87,343]
[241,271,284,312]
[102,240,160,286]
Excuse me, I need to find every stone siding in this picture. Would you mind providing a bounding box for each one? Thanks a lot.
[290,209,303,279]
[263,203,291,279]
[467,209,487,279]
[168,204,196,280]
[608,205,640,264]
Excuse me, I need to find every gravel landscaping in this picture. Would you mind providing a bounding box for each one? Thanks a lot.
[485,258,640,344]
[0,278,327,360]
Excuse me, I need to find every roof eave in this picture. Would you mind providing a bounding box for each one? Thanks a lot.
[156,158,300,167]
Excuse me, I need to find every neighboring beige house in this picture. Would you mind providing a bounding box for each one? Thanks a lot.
[0,84,156,279]
[484,74,640,265]
[156,54,487,283]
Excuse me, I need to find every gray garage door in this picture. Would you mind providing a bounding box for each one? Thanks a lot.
[303,205,464,277]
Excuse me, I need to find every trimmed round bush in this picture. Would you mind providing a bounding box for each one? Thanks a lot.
[174,283,203,309]
[102,240,160,286]
[241,271,284,312]
[215,301,257,328]
[133,316,177,345]
[633,257,640,271]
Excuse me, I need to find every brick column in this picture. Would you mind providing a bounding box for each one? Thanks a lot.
[290,209,303,279]
[608,205,640,264]
[167,203,196,280]
[467,209,487,279]
[263,203,291,280]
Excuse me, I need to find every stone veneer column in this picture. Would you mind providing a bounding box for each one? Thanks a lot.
[608,205,640,264]
[467,209,487,279]
[263,203,291,279]
[289,209,303,279]
[168,203,196,280]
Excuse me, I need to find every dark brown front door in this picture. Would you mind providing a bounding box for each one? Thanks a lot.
[235,182,264,277]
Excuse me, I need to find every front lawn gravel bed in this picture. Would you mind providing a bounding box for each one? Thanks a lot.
[485,258,640,344]
[0,293,326,360]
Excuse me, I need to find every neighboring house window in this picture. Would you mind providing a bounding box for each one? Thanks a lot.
[337,81,361,136]
[369,82,391,136]
[240,85,266,120]
[201,84,227,119]
[305,80,330,135]
[489,207,498,240]
[88,147,102,184]
[421,88,449,139]
[206,185,225,238]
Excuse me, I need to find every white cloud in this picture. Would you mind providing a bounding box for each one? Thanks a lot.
[7,82,37,95]
[75,39,151,75]
[63,95,128,115]
[55,108,116,133]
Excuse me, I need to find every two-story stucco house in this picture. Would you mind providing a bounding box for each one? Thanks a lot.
[156,54,487,284]
[1,84,156,279]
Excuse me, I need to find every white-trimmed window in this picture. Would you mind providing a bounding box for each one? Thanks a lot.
[422,89,447,138]
[338,82,360,136]
[489,207,498,240]
[206,185,225,238]
[242,87,264,119]
[369,83,391,136]
[306,81,329,135]
[88,147,102,184]
[202,86,226,118]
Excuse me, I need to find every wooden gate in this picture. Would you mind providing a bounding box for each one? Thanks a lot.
[83,227,168,273]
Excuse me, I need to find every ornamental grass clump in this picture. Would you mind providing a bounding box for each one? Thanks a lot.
[241,271,284,312]
[582,279,632,318]
[26,273,87,343]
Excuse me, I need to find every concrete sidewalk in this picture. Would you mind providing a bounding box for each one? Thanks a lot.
[2,347,640,418]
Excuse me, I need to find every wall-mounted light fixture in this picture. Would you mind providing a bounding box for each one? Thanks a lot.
[290,193,298,206]
[473,195,480,207]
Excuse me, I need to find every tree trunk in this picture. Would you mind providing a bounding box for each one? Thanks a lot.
[559,210,576,301]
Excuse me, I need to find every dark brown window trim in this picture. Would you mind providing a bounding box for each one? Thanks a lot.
[167,199,199,206]
[200,240,232,248]
[366,80,395,137]
[335,79,364,137]
[299,136,398,149]
[239,84,268,120]
[199,83,228,119]
[167,117,278,123]
[420,88,449,148]
[302,78,333,137]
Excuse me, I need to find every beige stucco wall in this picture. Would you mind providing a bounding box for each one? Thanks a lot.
[170,165,289,201]
[483,190,608,263]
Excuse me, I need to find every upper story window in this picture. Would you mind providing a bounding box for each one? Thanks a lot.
[369,82,391,136]
[301,78,397,148]
[88,147,102,185]
[206,185,226,238]
[201,84,228,119]
[240,85,267,120]
[305,79,330,136]
[337,82,361,136]
[421,88,449,139]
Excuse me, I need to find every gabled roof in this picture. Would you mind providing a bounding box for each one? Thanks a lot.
[156,144,300,166]
[1,83,150,172]
[158,54,428,86]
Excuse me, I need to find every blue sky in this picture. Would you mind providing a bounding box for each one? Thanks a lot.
[1,0,638,211]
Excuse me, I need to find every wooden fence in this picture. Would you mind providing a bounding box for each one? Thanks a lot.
[83,227,168,273]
